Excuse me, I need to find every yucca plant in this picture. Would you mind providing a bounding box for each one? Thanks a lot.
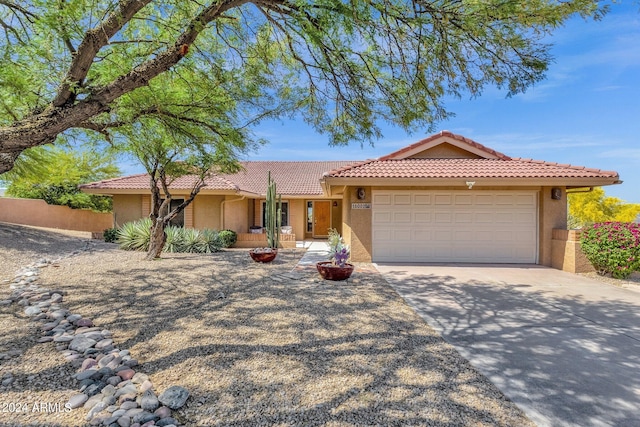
[163,226,185,253]
[118,218,152,251]
[180,227,202,253]
[199,229,222,253]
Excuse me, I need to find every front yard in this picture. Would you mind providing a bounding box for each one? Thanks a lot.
[0,227,533,426]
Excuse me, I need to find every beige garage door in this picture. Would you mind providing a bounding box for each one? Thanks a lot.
[372,190,538,263]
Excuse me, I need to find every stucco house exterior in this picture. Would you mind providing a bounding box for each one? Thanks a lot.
[81,131,620,266]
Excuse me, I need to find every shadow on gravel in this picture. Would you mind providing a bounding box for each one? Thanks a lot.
[29,250,533,427]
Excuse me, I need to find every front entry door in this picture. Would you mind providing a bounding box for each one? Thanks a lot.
[313,201,331,238]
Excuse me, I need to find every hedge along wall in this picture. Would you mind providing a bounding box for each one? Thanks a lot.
[0,198,113,233]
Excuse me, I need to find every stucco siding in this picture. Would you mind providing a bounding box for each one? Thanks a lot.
[193,195,224,230]
[113,194,143,226]
[224,196,249,233]
[538,186,568,267]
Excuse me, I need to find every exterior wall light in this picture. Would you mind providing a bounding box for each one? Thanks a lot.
[466,181,475,189]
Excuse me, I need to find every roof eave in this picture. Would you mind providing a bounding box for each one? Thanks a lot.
[323,177,621,188]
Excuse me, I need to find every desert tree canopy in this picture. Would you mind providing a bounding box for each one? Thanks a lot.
[0,0,607,174]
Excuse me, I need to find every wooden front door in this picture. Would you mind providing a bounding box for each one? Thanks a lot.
[313,201,331,237]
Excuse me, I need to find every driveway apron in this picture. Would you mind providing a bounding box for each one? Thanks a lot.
[376,264,640,427]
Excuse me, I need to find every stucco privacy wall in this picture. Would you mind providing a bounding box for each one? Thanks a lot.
[0,198,112,232]
[341,186,568,265]
[551,229,595,273]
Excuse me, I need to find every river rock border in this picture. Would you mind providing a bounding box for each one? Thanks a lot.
[2,256,189,427]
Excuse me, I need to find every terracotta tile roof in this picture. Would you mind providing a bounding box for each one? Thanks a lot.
[80,173,239,191]
[324,158,619,179]
[221,161,356,195]
[81,161,357,195]
[379,130,511,160]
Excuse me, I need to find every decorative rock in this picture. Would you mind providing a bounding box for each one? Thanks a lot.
[76,369,100,381]
[115,383,138,398]
[67,314,82,323]
[96,338,114,350]
[158,386,189,410]
[50,293,63,303]
[124,359,139,368]
[67,393,89,409]
[53,334,75,342]
[86,401,107,420]
[24,306,42,316]
[154,406,171,419]
[106,376,122,386]
[156,417,178,427]
[101,384,116,397]
[82,358,98,370]
[85,381,106,397]
[76,318,94,327]
[120,401,139,410]
[38,336,54,343]
[69,335,97,353]
[141,421,156,427]
[132,411,158,424]
[140,380,153,393]
[84,394,104,410]
[140,390,159,412]
[132,373,148,384]
[117,369,136,381]
[117,417,131,427]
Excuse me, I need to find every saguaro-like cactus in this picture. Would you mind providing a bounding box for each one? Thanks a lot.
[265,171,282,249]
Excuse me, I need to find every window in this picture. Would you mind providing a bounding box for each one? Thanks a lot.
[262,201,289,227]
[169,198,184,227]
[307,201,313,232]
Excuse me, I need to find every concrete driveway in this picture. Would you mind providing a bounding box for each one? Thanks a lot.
[376,264,640,427]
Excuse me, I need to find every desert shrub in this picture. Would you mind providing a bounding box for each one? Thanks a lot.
[218,229,237,248]
[163,226,185,253]
[103,228,118,243]
[117,219,221,254]
[581,222,640,279]
[199,229,222,253]
[118,218,152,251]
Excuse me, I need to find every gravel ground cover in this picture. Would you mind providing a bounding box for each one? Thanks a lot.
[0,222,535,427]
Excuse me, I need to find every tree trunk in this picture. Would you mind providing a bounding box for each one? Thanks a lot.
[146,219,167,260]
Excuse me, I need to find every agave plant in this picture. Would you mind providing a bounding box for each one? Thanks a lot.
[198,229,222,253]
[179,227,202,253]
[117,218,152,251]
[163,226,185,253]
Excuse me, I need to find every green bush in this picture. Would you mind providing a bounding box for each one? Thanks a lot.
[103,228,118,243]
[218,229,237,248]
[118,218,152,251]
[581,222,640,279]
[117,219,221,253]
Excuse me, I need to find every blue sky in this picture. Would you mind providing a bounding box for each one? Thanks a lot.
[123,2,640,203]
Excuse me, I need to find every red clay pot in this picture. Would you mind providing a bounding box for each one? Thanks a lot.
[316,261,354,281]
[249,249,278,263]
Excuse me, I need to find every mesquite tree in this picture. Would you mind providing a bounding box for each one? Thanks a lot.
[0,0,607,175]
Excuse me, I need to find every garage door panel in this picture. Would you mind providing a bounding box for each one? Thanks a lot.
[372,190,537,263]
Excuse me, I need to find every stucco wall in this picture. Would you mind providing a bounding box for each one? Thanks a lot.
[551,229,595,273]
[113,194,143,226]
[224,196,249,233]
[193,195,224,230]
[539,186,568,267]
[342,186,373,262]
[0,198,112,232]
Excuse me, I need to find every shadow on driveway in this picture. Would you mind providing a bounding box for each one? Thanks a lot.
[377,264,640,427]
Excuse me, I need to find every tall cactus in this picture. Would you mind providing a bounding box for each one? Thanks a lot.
[265,171,281,249]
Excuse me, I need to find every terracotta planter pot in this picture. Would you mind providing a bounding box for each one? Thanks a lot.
[249,249,278,263]
[316,261,354,281]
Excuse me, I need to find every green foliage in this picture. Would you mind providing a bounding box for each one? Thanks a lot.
[581,222,640,279]
[118,218,153,252]
[103,228,118,243]
[569,188,640,228]
[3,146,119,212]
[0,0,609,175]
[264,171,281,249]
[117,218,222,253]
[218,230,237,248]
